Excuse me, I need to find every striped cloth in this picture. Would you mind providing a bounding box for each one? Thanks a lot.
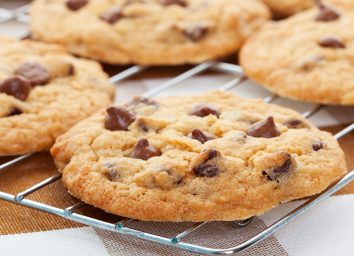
[1,196,354,256]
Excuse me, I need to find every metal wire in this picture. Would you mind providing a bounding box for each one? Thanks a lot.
[1,60,353,255]
[0,3,354,255]
[0,153,31,171]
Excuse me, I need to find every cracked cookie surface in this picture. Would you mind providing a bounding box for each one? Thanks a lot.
[30,0,270,65]
[51,91,346,221]
[0,37,114,156]
[240,0,354,105]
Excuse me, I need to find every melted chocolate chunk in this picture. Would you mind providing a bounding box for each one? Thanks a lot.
[183,25,209,42]
[0,76,31,100]
[312,140,323,151]
[104,106,136,131]
[7,107,23,117]
[66,0,88,11]
[319,36,346,48]
[15,62,51,86]
[284,118,308,129]
[315,1,340,22]
[247,116,280,138]
[190,104,220,118]
[194,163,219,177]
[263,153,293,181]
[273,158,292,176]
[130,138,161,160]
[189,129,214,144]
[100,7,123,24]
[193,149,220,177]
[160,0,187,7]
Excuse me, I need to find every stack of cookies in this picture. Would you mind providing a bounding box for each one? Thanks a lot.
[0,0,351,222]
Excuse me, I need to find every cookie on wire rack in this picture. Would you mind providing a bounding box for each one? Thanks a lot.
[240,0,354,105]
[0,37,115,156]
[30,0,270,65]
[51,91,346,222]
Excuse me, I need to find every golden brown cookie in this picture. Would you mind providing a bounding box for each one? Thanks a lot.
[30,0,270,65]
[51,91,346,222]
[240,0,354,105]
[0,37,114,156]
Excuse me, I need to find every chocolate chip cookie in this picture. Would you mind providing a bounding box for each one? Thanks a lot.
[0,37,114,156]
[240,0,354,105]
[30,0,270,65]
[51,91,346,221]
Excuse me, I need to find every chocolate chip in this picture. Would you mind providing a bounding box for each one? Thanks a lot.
[138,120,149,132]
[160,0,187,7]
[284,119,302,128]
[273,158,292,175]
[315,1,340,22]
[319,36,345,48]
[106,169,119,181]
[262,171,272,181]
[57,63,75,77]
[284,118,308,129]
[66,0,88,11]
[312,140,323,151]
[263,153,293,181]
[183,25,209,42]
[207,149,220,160]
[45,60,75,78]
[7,107,23,117]
[15,63,51,86]
[298,55,324,71]
[104,106,136,131]
[235,133,248,144]
[190,104,220,118]
[193,149,220,177]
[189,129,214,144]
[0,76,31,100]
[67,64,75,76]
[194,163,219,177]
[100,7,123,24]
[104,163,120,181]
[130,138,161,160]
[128,97,158,108]
[247,116,280,138]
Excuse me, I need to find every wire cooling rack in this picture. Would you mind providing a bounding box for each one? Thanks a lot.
[1,2,354,255]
